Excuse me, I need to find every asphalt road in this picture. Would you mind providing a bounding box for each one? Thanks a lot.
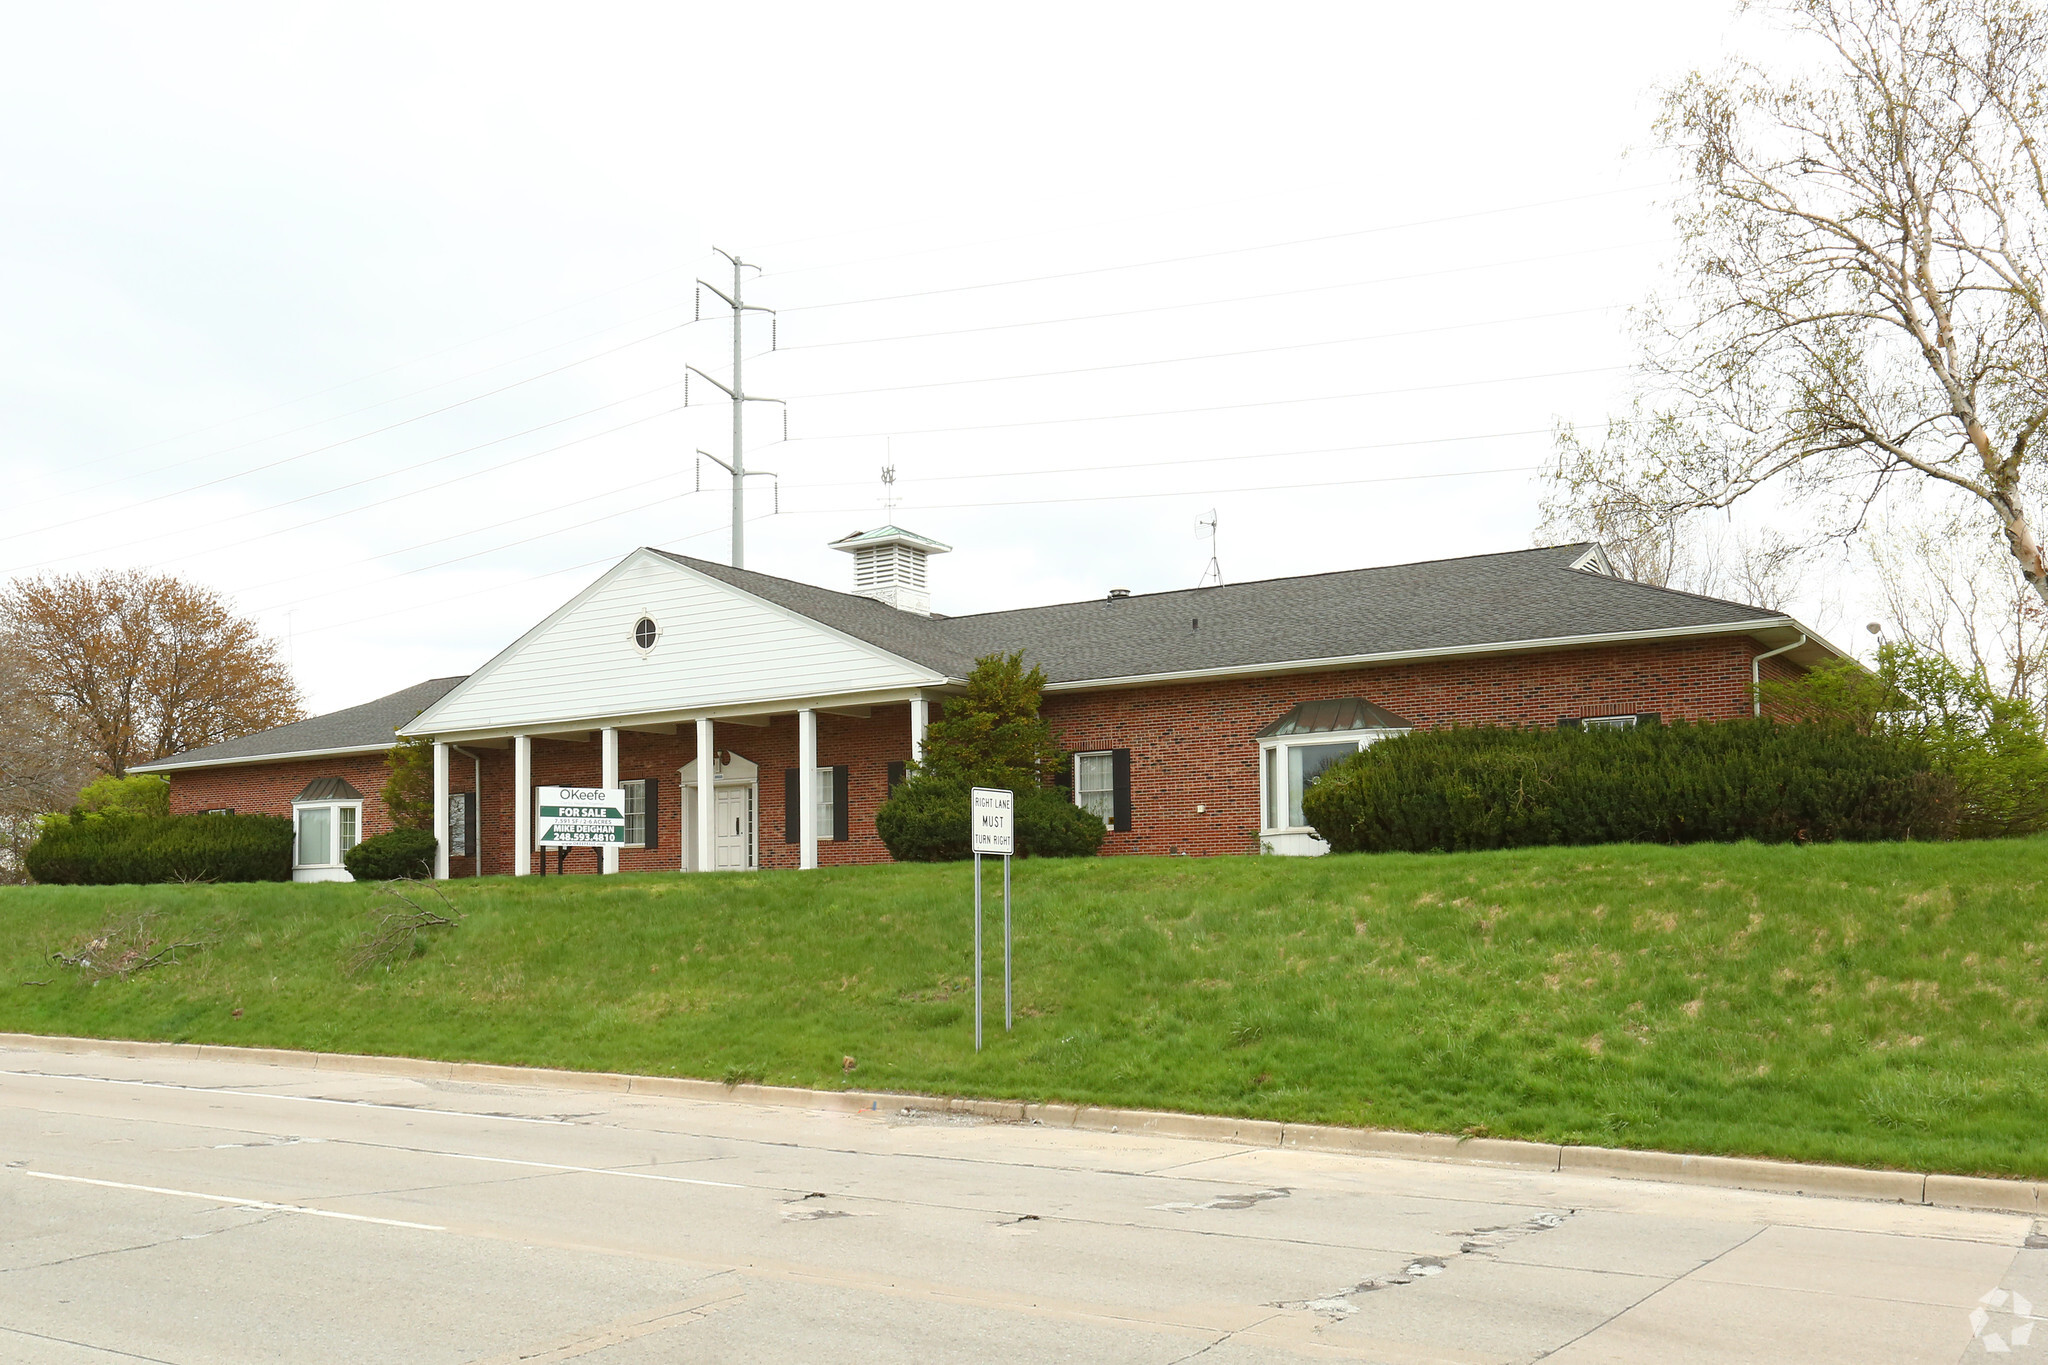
[0,1042,2038,1363]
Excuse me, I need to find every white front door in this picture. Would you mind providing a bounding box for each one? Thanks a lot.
[713,786,751,870]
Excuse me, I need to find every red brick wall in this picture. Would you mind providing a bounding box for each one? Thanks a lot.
[170,635,1794,870]
[1040,636,1786,858]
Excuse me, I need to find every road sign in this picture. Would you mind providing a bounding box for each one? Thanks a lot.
[969,787,1016,1051]
[536,786,626,847]
[971,786,1014,856]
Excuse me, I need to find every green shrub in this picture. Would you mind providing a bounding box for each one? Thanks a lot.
[876,777,1104,862]
[26,813,293,885]
[72,773,170,818]
[342,828,437,881]
[1764,641,2048,838]
[1301,719,1955,854]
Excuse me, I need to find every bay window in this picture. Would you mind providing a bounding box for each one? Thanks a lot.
[1255,698,1414,846]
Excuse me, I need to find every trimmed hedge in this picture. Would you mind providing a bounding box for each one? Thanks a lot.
[342,828,437,881]
[26,813,293,885]
[876,777,1106,862]
[1301,720,1956,854]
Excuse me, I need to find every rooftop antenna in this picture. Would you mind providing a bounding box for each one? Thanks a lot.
[881,443,900,518]
[684,247,786,569]
[1196,508,1223,588]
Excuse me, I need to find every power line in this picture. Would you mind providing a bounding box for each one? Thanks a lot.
[792,423,1605,491]
[779,183,1677,314]
[191,420,1591,618]
[777,305,1623,402]
[15,400,686,579]
[0,321,694,549]
[779,462,1542,518]
[9,298,700,524]
[779,240,1663,353]
[787,365,1630,443]
[291,505,771,639]
[247,478,709,615]
[63,261,691,476]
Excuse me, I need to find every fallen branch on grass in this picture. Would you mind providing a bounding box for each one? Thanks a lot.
[345,878,463,976]
[52,914,203,981]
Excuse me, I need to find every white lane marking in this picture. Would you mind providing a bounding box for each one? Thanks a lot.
[21,1169,446,1230]
[337,1140,747,1190]
[0,1068,574,1124]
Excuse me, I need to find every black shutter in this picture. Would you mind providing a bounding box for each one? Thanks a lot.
[1557,717,1582,730]
[1635,712,1661,727]
[783,768,800,843]
[1053,756,1073,791]
[832,766,850,841]
[464,791,478,856]
[643,778,660,849]
[1110,747,1132,833]
[886,760,905,793]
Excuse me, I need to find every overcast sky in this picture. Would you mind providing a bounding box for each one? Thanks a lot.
[0,1,1834,713]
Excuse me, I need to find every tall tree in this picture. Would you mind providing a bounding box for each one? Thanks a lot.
[0,569,303,776]
[0,641,92,881]
[1548,0,2048,606]
[915,652,1066,788]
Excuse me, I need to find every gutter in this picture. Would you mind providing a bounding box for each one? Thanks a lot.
[130,742,397,775]
[1040,618,1825,694]
[1751,634,1808,716]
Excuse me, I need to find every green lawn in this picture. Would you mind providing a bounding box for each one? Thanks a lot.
[2,841,2043,1178]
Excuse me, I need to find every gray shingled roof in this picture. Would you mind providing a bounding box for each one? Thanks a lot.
[662,544,1792,686]
[134,676,467,772]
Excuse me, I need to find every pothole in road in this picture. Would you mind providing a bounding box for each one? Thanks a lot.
[1275,1209,1574,1317]
[1152,1187,1291,1213]
[780,1191,864,1222]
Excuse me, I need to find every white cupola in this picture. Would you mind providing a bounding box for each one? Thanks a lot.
[829,524,952,615]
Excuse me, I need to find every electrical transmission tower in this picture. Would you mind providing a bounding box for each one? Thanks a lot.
[685,248,785,569]
[1196,509,1223,587]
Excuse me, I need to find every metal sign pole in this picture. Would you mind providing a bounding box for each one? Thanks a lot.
[973,851,983,1053]
[1003,853,1012,1032]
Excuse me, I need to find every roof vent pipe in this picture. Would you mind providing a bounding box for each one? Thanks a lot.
[1107,588,1131,602]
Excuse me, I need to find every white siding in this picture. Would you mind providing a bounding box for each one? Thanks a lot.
[415,551,939,734]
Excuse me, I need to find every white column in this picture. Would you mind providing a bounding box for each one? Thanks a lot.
[798,707,819,870]
[693,716,717,871]
[600,727,620,875]
[431,741,450,881]
[909,696,928,768]
[513,734,533,876]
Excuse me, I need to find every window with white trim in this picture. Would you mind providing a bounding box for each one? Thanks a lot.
[815,767,835,838]
[1073,752,1115,823]
[1583,714,1639,730]
[1255,699,1414,834]
[622,779,648,847]
[294,800,361,869]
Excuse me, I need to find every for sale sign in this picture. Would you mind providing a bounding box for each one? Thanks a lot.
[536,786,626,847]
[970,786,1014,856]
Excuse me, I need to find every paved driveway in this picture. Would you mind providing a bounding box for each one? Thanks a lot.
[0,1042,2035,1362]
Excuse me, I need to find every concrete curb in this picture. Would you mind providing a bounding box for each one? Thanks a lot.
[4,1031,2039,1217]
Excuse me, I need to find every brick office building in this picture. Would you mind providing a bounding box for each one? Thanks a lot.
[136,532,1840,880]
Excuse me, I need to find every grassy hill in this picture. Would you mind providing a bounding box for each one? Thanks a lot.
[3,840,2045,1178]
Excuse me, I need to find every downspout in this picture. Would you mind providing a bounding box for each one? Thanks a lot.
[451,745,483,877]
[1751,634,1808,717]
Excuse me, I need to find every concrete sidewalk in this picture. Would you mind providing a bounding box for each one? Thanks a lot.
[0,1039,2035,1362]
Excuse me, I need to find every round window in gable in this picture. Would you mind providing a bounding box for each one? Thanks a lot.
[633,617,658,650]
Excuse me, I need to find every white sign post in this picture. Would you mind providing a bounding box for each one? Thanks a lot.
[535,786,627,848]
[969,787,1015,1052]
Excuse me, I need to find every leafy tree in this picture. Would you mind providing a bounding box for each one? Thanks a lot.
[0,569,302,776]
[72,773,170,819]
[1766,640,2048,836]
[1548,0,2048,609]
[382,732,435,832]
[915,652,1066,787]
[877,652,1103,861]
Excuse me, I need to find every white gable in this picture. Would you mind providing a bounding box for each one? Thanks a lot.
[408,549,943,735]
